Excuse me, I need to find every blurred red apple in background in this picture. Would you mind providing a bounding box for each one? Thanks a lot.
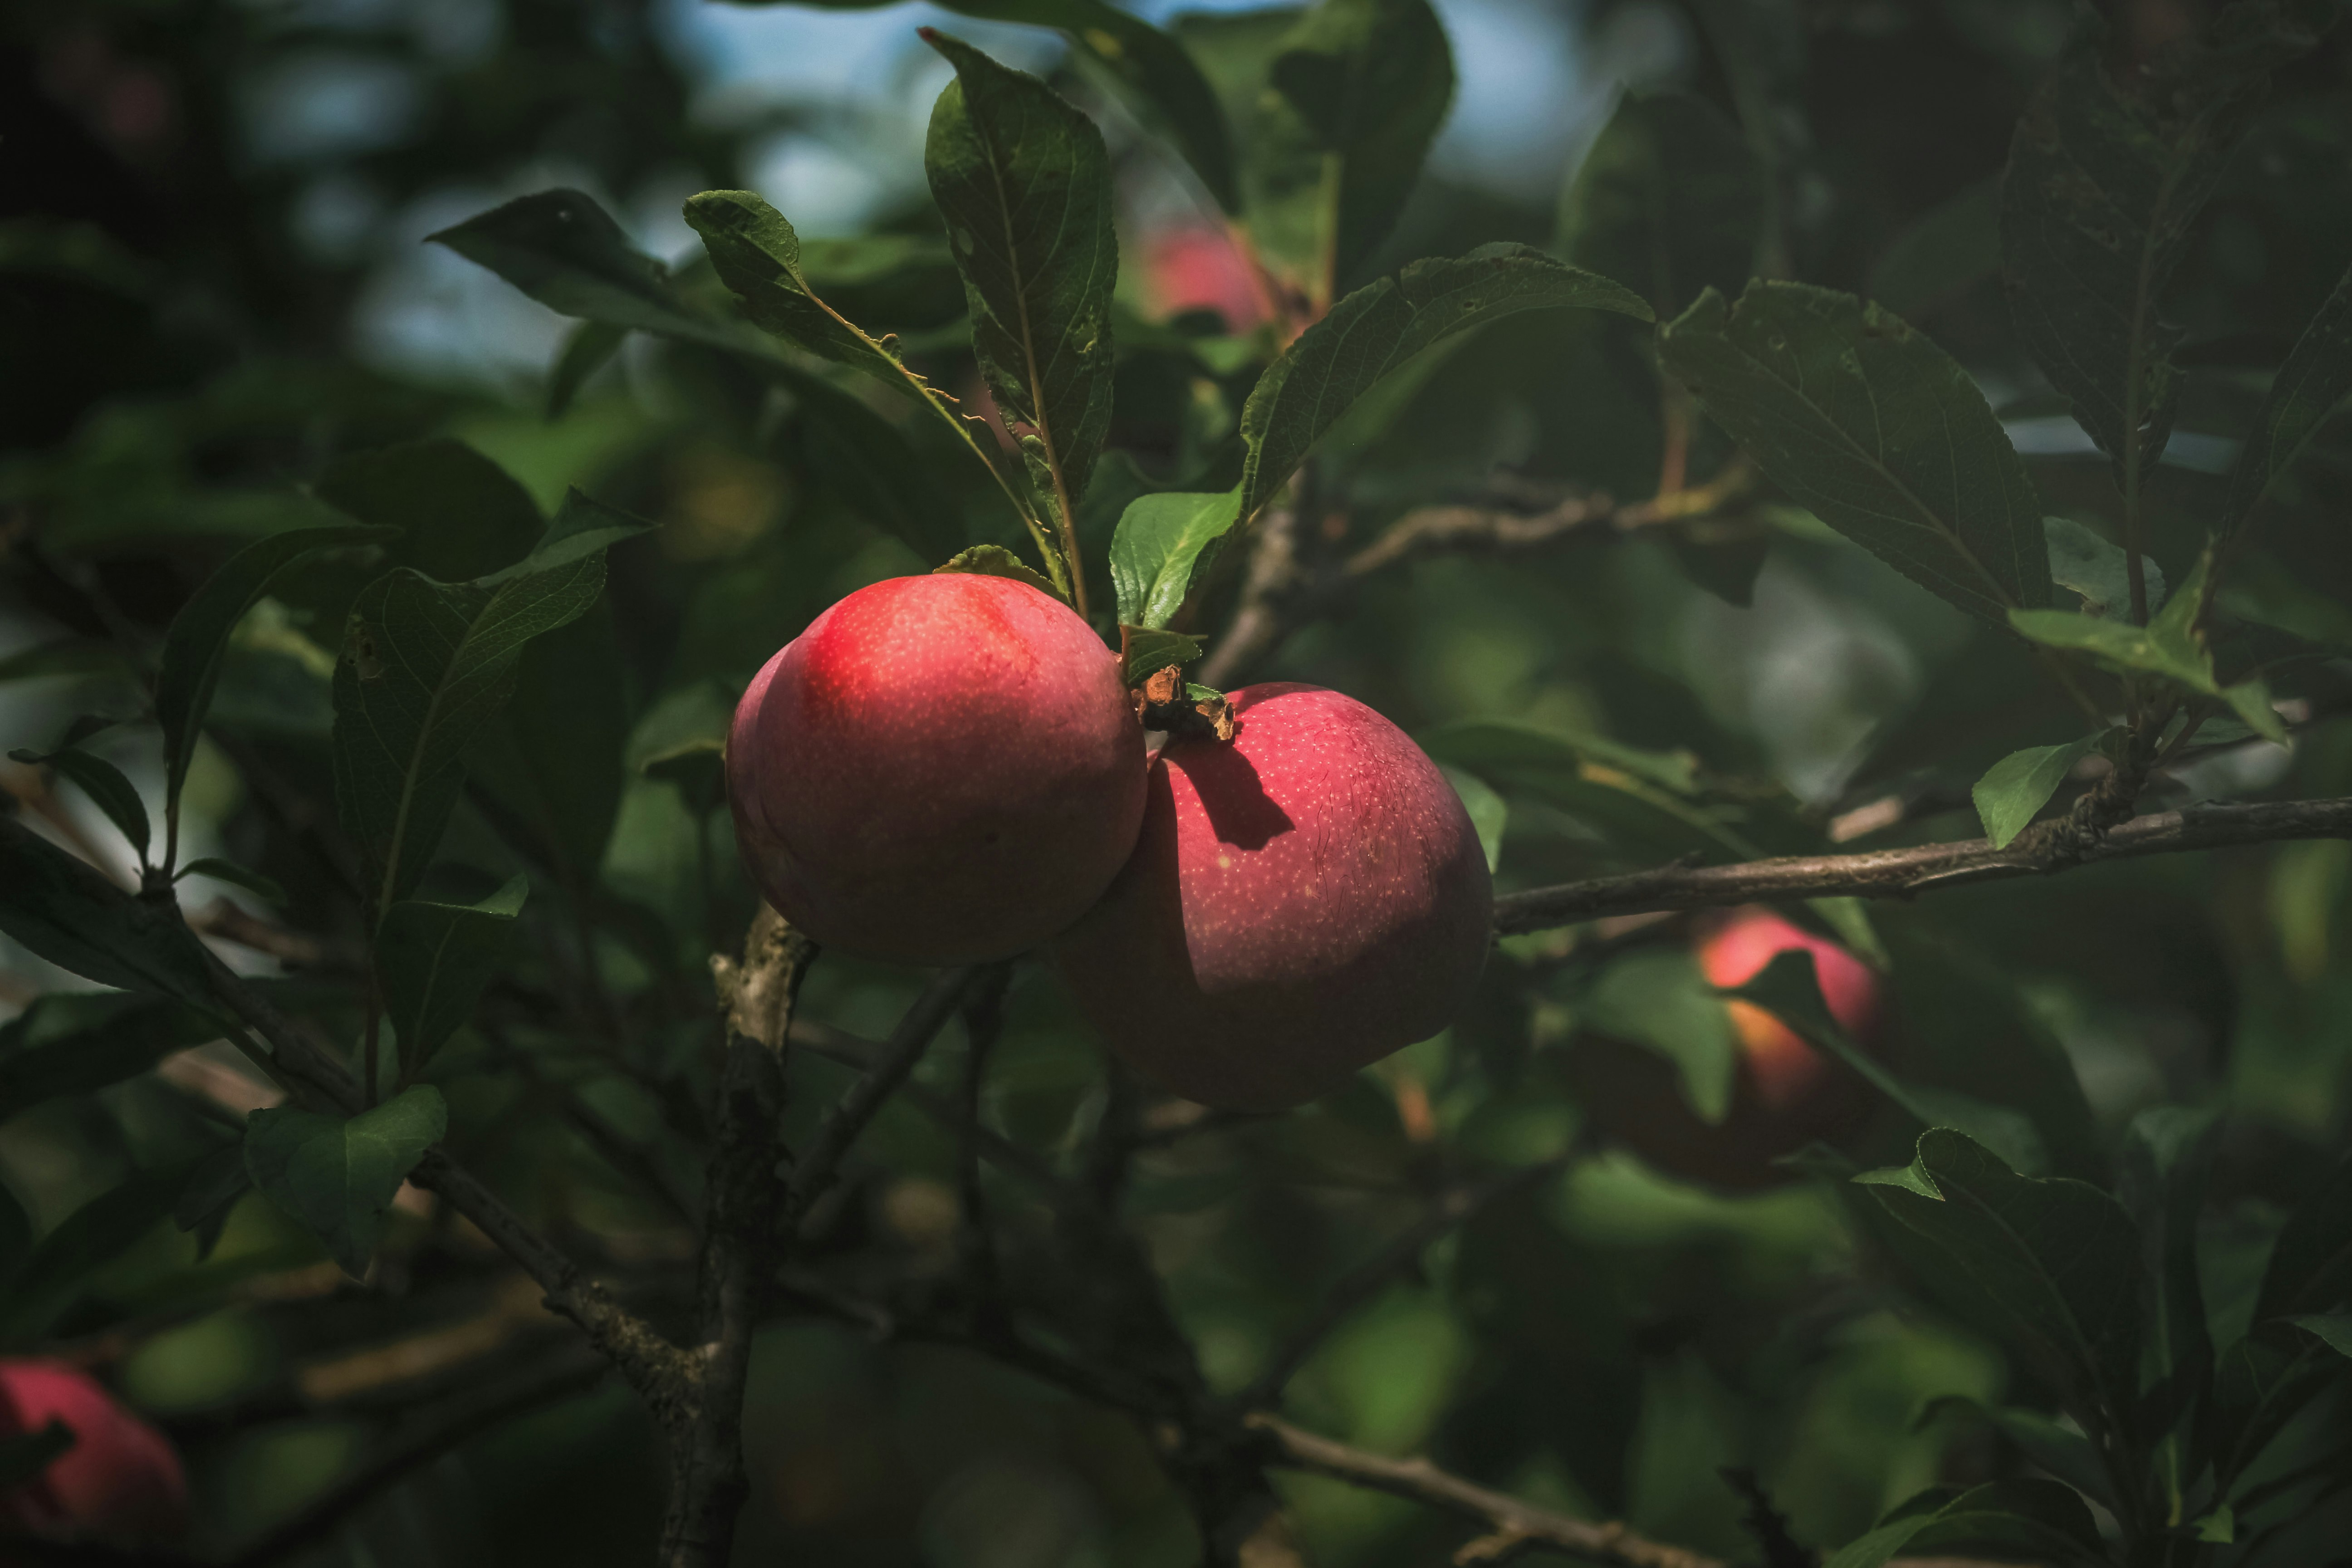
[729,573,1146,963]
[1140,226,1271,333]
[1572,906,1885,1190]
[0,1359,186,1546]
[1057,684,1493,1110]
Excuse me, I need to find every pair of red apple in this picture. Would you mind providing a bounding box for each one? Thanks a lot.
[726,573,1494,1110]
[0,1359,187,1549]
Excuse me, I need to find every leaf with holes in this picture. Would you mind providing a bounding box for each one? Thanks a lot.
[2002,7,2321,486]
[924,31,1117,545]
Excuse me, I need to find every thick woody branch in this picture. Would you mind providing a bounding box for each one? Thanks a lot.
[659,908,819,1568]
[1494,797,2352,934]
[1247,1414,1725,1568]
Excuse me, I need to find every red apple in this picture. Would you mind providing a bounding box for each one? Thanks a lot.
[0,1359,187,1546]
[729,573,1146,963]
[1571,907,1885,1190]
[1055,684,1493,1111]
[1141,226,1273,333]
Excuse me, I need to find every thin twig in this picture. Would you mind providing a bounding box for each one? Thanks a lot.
[229,1350,609,1567]
[1238,1155,1573,1411]
[782,965,978,1231]
[1196,472,1751,690]
[1249,1413,1726,1568]
[1493,796,2352,934]
[956,966,1013,1310]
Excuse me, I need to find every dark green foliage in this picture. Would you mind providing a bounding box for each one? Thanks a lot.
[1660,282,2053,622]
[5,3,2352,1563]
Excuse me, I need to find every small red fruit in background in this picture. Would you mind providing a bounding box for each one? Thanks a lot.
[1140,226,1271,333]
[1057,684,1493,1111]
[729,573,1146,964]
[1572,906,1885,1190]
[0,1359,187,1546]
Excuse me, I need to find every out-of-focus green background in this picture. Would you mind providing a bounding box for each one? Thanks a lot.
[4,0,2351,1563]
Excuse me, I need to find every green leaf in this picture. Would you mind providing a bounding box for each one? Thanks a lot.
[244,1086,448,1278]
[429,190,758,355]
[2011,554,2287,740]
[1248,0,1454,302]
[2225,258,2352,531]
[174,858,285,904]
[642,740,725,815]
[546,318,627,418]
[1420,719,1739,867]
[1578,948,1738,1124]
[1558,90,1762,316]
[1866,176,2000,318]
[433,191,970,564]
[1725,951,2049,1174]
[1439,765,1505,875]
[316,440,544,585]
[2195,1504,2234,1544]
[172,1142,252,1264]
[1971,731,2108,848]
[1240,245,1651,527]
[1824,1479,2106,1568]
[8,748,148,865]
[1658,281,2052,624]
[2255,1152,2352,1322]
[2044,514,2165,619]
[730,0,1237,210]
[1109,485,1245,628]
[683,188,1055,578]
[0,996,222,1126]
[1864,1127,2143,1431]
[0,815,220,1005]
[1879,924,2103,1186]
[782,366,968,564]
[0,638,137,687]
[0,1166,188,1338]
[155,523,398,821]
[331,490,652,908]
[2120,1106,2224,1428]
[2002,6,2321,485]
[923,30,1119,537]
[1912,1396,2113,1508]
[2284,1313,2352,1358]
[467,605,630,883]
[936,544,1064,599]
[375,876,529,1073]
[1119,626,1205,687]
